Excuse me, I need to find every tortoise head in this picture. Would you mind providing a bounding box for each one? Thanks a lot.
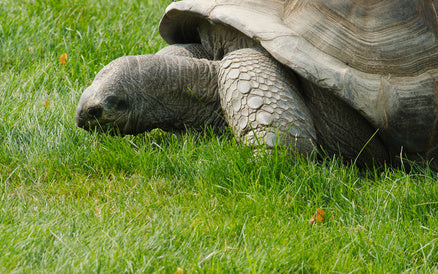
[75,55,164,135]
[77,52,223,135]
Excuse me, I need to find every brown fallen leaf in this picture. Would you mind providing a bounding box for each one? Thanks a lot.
[309,208,325,225]
[44,100,50,108]
[59,53,68,65]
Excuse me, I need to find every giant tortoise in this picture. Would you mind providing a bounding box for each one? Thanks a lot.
[76,0,438,165]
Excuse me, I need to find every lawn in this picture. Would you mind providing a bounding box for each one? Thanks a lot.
[0,0,437,272]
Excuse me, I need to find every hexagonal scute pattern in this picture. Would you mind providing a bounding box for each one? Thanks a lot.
[218,47,317,153]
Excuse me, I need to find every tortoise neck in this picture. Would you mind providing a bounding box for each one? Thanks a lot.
[198,21,258,60]
[143,54,224,130]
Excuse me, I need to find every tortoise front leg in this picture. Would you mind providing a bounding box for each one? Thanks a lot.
[218,47,317,154]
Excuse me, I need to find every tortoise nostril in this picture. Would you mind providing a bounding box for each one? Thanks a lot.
[88,105,103,118]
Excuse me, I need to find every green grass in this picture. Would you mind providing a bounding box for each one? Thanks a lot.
[1,0,438,272]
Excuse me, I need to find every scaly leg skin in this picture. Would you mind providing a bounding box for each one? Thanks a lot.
[218,47,317,154]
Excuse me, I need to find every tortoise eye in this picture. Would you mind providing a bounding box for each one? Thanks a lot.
[116,99,129,111]
[103,96,119,107]
[104,96,128,111]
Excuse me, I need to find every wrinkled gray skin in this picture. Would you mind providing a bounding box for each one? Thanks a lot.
[76,52,222,134]
[76,22,389,165]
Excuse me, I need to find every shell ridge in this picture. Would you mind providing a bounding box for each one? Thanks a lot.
[159,0,438,153]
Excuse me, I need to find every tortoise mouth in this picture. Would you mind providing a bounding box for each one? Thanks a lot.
[75,114,104,132]
[76,106,114,133]
[76,104,99,129]
[75,107,141,136]
[76,117,126,136]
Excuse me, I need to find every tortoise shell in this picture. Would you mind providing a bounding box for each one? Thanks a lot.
[159,0,438,155]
